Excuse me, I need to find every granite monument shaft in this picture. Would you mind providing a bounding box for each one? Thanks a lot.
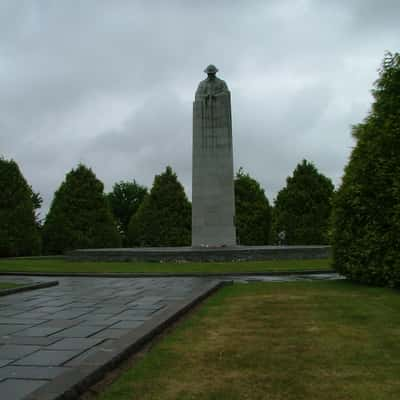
[192,65,236,246]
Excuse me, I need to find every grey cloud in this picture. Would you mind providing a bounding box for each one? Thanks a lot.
[83,90,192,194]
[1,0,398,216]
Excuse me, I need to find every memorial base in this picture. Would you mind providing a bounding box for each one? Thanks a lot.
[67,245,331,262]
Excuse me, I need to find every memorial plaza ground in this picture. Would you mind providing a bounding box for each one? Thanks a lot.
[0,260,399,399]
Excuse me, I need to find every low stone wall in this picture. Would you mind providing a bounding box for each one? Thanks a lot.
[67,245,331,262]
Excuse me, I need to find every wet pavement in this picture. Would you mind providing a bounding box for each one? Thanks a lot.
[0,276,216,399]
[229,272,343,283]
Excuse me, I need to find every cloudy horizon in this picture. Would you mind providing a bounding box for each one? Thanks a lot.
[1,1,399,218]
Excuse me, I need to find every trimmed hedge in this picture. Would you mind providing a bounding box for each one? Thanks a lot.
[332,52,400,287]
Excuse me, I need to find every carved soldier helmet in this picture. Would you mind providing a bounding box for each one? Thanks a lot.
[204,64,218,74]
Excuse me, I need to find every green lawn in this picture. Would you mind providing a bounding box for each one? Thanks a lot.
[86,281,400,400]
[0,258,331,274]
[0,282,23,290]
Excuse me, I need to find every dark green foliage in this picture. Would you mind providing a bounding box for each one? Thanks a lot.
[128,166,191,246]
[30,188,43,228]
[107,180,147,245]
[30,190,42,210]
[0,157,41,256]
[332,52,400,287]
[42,164,121,254]
[272,160,334,245]
[234,168,271,245]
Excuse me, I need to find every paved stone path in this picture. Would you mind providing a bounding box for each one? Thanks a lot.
[0,276,215,399]
[0,273,342,399]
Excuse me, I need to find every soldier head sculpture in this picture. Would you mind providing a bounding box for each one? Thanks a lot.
[204,64,218,79]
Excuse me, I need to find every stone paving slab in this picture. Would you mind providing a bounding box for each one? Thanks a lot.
[0,325,26,336]
[64,346,103,367]
[15,349,81,367]
[46,338,103,351]
[0,379,47,400]
[15,326,67,337]
[0,359,13,367]
[0,345,40,360]
[1,336,61,346]
[52,325,106,338]
[90,328,131,340]
[0,365,69,380]
[0,275,221,399]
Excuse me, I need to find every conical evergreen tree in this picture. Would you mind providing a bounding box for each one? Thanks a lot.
[332,52,400,287]
[128,166,191,246]
[272,160,334,245]
[235,168,271,245]
[42,164,121,254]
[0,157,41,256]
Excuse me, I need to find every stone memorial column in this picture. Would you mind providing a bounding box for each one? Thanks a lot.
[192,65,236,247]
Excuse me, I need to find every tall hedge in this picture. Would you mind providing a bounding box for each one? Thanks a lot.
[42,164,121,254]
[235,168,271,245]
[128,166,191,246]
[272,160,334,244]
[332,52,400,287]
[0,157,41,256]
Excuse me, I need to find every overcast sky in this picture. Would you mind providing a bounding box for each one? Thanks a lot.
[1,1,399,217]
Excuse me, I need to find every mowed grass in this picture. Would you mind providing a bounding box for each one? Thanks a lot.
[0,282,22,290]
[0,258,331,274]
[89,281,400,400]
